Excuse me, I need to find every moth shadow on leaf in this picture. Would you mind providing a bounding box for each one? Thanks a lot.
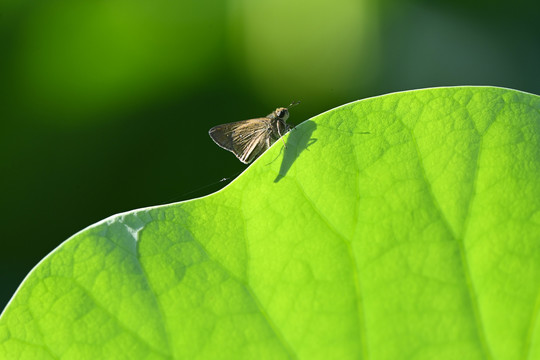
[273,121,317,183]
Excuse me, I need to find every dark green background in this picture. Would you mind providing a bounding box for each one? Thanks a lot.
[1,0,539,312]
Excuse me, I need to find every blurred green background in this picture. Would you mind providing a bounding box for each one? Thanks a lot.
[1,0,539,311]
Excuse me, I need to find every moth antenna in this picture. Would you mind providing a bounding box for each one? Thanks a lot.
[287,100,301,109]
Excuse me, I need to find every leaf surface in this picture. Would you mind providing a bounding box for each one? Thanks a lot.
[2,87,540,359]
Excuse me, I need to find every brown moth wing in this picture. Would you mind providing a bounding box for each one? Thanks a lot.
[238,129,271,164]
[209,118,273,164]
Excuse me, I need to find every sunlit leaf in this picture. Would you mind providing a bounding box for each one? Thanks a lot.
[1,87,539,359]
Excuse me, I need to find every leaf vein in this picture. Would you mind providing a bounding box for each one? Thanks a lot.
[293,178,368,359]
[188,234,297,359]
[404,123,493,359]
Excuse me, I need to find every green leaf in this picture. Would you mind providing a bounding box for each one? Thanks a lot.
[2,86,540,359]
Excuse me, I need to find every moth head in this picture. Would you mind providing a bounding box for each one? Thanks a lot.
[274,107,289,121]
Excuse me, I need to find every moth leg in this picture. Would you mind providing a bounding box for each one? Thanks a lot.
[277,121,287,148]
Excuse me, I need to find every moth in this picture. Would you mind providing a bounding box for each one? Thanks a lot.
[209,101,300,164]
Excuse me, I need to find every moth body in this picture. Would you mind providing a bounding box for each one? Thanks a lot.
[209,103,298,164]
